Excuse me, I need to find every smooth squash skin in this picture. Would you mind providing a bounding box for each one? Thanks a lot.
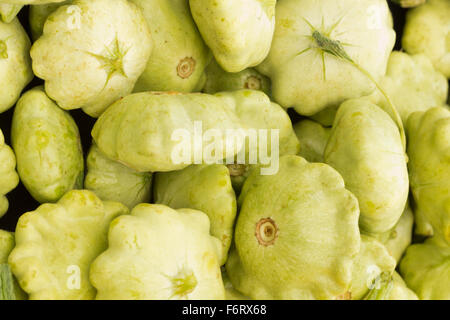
[400,237,450,300]
[91,91,245,173]
[0,18,33,114]
[85,144,152,210]
[28,1,72,40]
[294,119,331,163]
[90,204,225,300]
[0,129,19,218]
[370,51,448,123]
[406,107,450,244]
[189,0,276,73]
[30,0,152,117]
[226,155,361,300]
[12,87,84,204]
[257,0,395,116]
[130,0,210,93]
[8,190,129,300]
[154,164,237,265]
[348,235,396,300]
[402,0,450,78]
[324,98,409,234]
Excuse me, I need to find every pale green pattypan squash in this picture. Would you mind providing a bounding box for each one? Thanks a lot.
[400,237,450,300]
[30,0,152,117]
[11,87,84,203]
[0,230,27,300]
[226,155,361,300]
[92,91,245,173]
[349,235,396,300]
[370,204,414,263]
[8,190,128,300]
[214,90,300,194]
[203,59,271,96]
[154,164,236,265]
[29,1,71,40]
[0,17,32,114]
[324,98,409,234]
[0,4,22,23]
[310,106,339,127]
[189,0,276,73]
[90,204,225,300]
[130,0,210,93]
[406,107,450,243]
[85,144,152,210]
[257,0,395,116]
[402,0,450,78]
[370,51,448,123]
[294,119,331,163]
[0,129,19,218]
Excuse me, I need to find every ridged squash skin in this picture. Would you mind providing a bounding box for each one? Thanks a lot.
[0,18,32,114]
[402,0,450,78]
[0,129,19,218]
[8,190,129,300]
[30,0,152,117]
[324,98,409,234]
[257,0,395,116]
[406,107,450,243]
[90,204,225,300]
[370,51,448,123]
[189,0,276,73]
[226,155,361,300]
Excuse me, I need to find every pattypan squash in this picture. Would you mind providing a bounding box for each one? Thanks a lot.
[154,164,236,265]
[406,107,450,243]
[402,0,450,78]
[294,119,331,163]
[85,144,152,210]
[370,51,448,123]
[0,4,22,23]
[257,0,395,116]
[203,59,271,97]
[11,87,84,203]
[189,0,276,73]
[8,190,129,300]
[130,0,211,93]
[0,129,19,218]
[400,237,450,300]
[324,98,409,234]
[226,155,361,300]
[30,0,152,117]
[90,204,225,300]
[0,17,32,114]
